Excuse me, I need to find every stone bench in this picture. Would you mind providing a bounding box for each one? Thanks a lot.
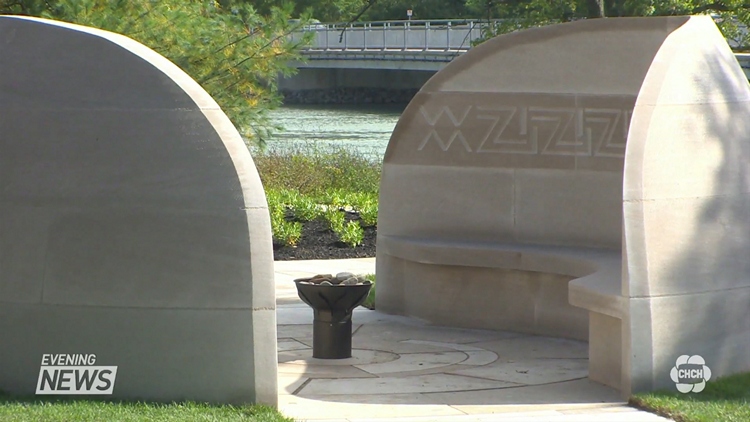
[376,15,750,398]
[379,235,624,389]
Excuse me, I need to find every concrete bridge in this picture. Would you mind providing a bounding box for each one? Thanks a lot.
[281,19,750,104]
[281,20,490,103]
[289,19,483,72]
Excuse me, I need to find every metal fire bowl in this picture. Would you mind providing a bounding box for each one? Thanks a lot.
[293,278,372,321]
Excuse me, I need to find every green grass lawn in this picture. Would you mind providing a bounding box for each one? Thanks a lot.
[0,392,294,422]
[630,372,750,422]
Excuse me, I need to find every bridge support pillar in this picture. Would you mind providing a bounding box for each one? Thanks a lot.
[279,68,434,104]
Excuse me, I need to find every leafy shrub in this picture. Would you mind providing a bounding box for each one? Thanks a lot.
[258,147,381,247]
[352,193,378,227]
[274,220,302,247]
[269,206,284,241]
[287,192,323,222]
[362,274,376,309]
[255,145,381,196]
[269,203,302,246]
[358,204,378,227]
[337,221,364,248]
[265,189,283,214]
[325,208,346,232]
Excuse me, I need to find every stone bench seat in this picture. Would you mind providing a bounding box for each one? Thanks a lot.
[567,260,624,319]
[379,234,624,332]
[379,235,623,316]
[379,235,614,278]
[378,235,627,390]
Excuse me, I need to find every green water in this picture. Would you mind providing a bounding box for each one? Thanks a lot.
[263,104,405,160]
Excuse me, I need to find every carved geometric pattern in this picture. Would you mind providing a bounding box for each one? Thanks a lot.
[417,105,473,152]
[584,108,630,158]
[417,103,632,158]
[529,107,589,156]
[476,106,537,154]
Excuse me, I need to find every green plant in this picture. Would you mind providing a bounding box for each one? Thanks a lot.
[258,147,382,246]
[269,204,284,229]
[274,220,302,247]
[362,274,376,309]
[358,202,378,227]
[269,204,302,247]
[255,145,381,196]
[287,193,323,222]
[265,190,283,214]
[337,220,364,247]
[318,189,352,209]
[352,193,378,227]
[325,208,346,233]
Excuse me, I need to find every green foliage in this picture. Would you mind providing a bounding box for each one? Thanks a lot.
[254,145,381,196]
[252,0,476,22]
[358,201,378,227]
[714,11,750,50]
[268,200,303,246]
[258,146,381,247]
[274,218,303,247]
[322,204,363,247]
[0,0,313,146]
[289,195,325,221]
[250,0,366,22]
[337,220,364,247]
[345,192,378,226]
[361,274,376,309]
[466,0,750,50]
[267,188,324,221]
[325,207,347,232]
[318,189,352,208]
[361,0,474,21]
[265,189,287,218]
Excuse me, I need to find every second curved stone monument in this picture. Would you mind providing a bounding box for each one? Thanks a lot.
[376,16,750,396]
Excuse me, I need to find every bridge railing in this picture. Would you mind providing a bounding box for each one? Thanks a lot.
[291,19,489,52]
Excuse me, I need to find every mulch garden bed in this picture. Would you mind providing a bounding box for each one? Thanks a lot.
[273,218,377,261]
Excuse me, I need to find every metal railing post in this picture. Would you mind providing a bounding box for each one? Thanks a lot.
[403,22,407,50]
[424,21,429,51]
[382,22,387,50]
[446,21,451,51]
[363,23,367,50]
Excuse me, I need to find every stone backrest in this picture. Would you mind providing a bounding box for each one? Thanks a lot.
[0,16,277,404]
[377,15,750,395]
[379,18,692,249]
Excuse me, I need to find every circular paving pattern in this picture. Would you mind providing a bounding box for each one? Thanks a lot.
[279,348,399,366]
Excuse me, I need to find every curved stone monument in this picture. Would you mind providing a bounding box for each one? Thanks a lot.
[0,16,277,404]
[376,16,750,396]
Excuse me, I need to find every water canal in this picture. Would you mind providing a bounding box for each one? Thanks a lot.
[263,104,405,160]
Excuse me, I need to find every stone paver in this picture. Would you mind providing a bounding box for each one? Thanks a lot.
[274,259,672,421]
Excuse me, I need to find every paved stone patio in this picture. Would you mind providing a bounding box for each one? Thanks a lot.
[275,259,672,421]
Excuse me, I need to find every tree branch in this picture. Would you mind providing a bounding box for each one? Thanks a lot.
[690,2,744,14]
[339,0,378,43]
